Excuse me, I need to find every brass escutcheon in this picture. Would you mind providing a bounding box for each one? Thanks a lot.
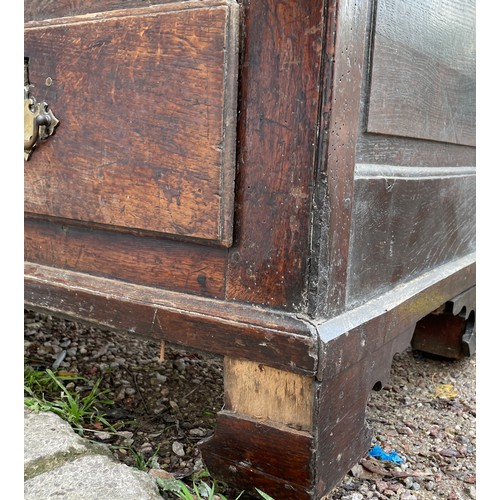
[24,58,59,160]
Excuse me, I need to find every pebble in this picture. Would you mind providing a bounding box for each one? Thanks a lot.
[156,374,167,384]
[140,442,153,454]
[66,347,77,357]
[172,441,185,457]
[174,359,187,372]
[188,428,206,437]
[116,431,133,439]
[400,493,417,500]
[341,494,363,500]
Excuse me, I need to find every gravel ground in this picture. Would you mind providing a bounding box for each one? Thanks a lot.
[24,309,476,499]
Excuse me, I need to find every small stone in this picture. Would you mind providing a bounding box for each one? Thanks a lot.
[341,493,364,500]
[156,374,167,384]
[404,477,413,488]
[386,483,402,492]
[426,480,435,491]
[125,387,136,396]
[411,482,421,491]
[400,493,417,500]
[140,443,153,454]
[66,347,78,357]
[149,469,175,480]
[174,359,187,371]
[398,426,414,435]
[429,425,440,437]
[172,441,185,457]
[188,428,206,437]
[117,431,134,439]
[94,431,112,441]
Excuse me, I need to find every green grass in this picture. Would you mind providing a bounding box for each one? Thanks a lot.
[130,445,161,471]
[25,366,275,500]
[24,367,116,434]
[156,472,275,500]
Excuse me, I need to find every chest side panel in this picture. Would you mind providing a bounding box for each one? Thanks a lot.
[345,0,475,309]
[366,0,475,146]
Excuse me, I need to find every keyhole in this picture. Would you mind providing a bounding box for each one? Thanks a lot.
[24,57,30,87]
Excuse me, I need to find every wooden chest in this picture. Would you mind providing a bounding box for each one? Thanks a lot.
[24,0,476,498]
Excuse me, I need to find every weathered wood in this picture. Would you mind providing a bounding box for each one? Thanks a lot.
[312,257,475,498]
[225,0,324,310]
[224,357,313,431]
[411,286,476,359]
[366,0,475,145]
[24,1,239,246]
[200,412,314,499]
[25,0,181,22]
[24,263,318,375]
[356,135,476,168]
[346,165,476,307]
[24,0,477,497]
[308,0,372,319]
[25,217,226,297]
[318,256,475,379]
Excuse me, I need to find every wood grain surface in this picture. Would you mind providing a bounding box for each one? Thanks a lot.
[25,0,183,22]
[308,0,372,319]
[225,0,324,310]
[367,0,475,145]
[25,263,318,374]
[25,217,227,298]
[24,1,239,246]
[200,412,314,498]
[224,357,313,431]
[346,165,476,307]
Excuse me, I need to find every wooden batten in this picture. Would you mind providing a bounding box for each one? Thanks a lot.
[224,357,314,432]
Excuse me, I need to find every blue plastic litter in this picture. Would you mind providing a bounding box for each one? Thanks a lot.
[367,445,405,463]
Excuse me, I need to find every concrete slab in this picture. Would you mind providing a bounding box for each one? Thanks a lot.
[24,454,164,500]
[24,408,163,499]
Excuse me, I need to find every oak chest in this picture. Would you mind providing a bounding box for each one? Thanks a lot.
[24,1,476,498]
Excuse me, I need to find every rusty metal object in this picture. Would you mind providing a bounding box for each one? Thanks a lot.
[411,286,476,359]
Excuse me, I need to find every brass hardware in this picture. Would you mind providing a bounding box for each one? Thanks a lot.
[24,58,59,160]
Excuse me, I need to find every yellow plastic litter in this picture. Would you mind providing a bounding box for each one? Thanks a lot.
[434,383,458,399]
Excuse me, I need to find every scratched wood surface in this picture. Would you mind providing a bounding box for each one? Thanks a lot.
[24,1,238,246]
[346,166,476,307]
[25,0,184,21]
[225,0,323,311]
[24,217,227,298]
[366,0,475,146]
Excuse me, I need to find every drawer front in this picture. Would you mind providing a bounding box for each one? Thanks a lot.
[24,1,239,246]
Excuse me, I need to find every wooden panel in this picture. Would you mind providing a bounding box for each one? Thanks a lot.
[24,217,226,298]
[367,0,475,146]
[346,165,476,307]
[25,0,180,22]
[225,0,323,310]
[356,135,476,168]
[24,1,238,246]
[200,412,313,495]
